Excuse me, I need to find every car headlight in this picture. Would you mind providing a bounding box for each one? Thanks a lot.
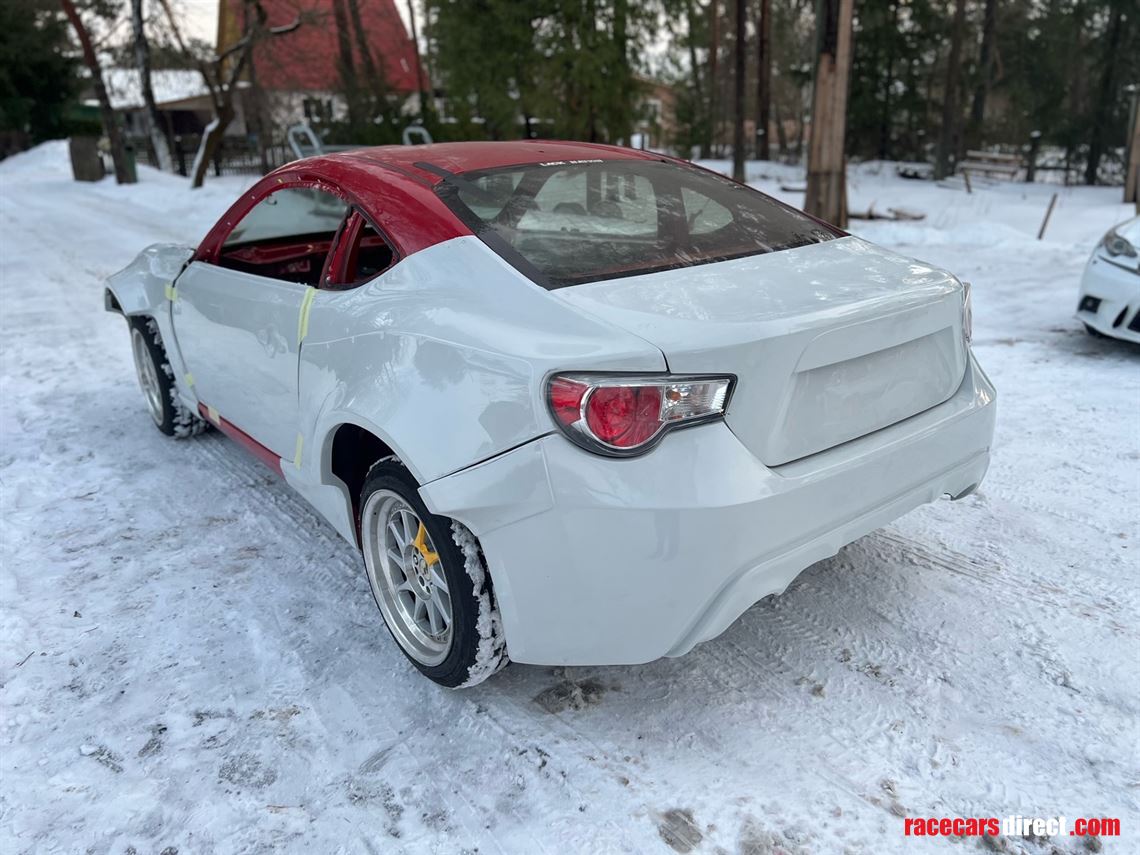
[1102,227,1138,258]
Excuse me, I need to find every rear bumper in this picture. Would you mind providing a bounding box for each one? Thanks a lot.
[1077,253,1140,343]
[422,353,996,666]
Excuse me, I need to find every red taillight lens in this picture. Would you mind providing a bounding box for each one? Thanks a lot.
[585,385,663,447]
[549,376,588,426]
[546,373,733,456]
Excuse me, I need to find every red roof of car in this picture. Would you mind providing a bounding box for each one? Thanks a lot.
[198,142,679,262]
[340,140,668,183]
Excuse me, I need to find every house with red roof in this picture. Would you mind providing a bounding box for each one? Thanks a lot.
[215,0,426,131]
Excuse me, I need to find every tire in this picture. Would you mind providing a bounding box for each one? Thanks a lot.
[359,460,508,688]
[1083,323,1106,338]
[128,316,207,438]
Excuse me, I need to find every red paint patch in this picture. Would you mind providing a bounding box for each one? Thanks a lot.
[198,404,284,477]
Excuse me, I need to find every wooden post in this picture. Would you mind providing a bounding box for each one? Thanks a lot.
[1124,87,1139,207]
[804,0,854,228]
[1026,130,1041,183]
[1037,193,1058,241]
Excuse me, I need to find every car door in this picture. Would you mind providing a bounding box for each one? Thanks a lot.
[173,185,349,458]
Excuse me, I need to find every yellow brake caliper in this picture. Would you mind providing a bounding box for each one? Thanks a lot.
[412,522,439,566]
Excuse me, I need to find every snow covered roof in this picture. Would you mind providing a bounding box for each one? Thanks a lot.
[100,69,212,110]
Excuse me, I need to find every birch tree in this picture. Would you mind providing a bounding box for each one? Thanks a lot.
[130,0,173,172]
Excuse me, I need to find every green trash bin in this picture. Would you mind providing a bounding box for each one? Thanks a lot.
[123,142,138,183]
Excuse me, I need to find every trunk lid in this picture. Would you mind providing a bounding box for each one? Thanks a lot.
[554,236,968,466]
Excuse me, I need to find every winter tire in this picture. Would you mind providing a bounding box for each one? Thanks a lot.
[128,316,207,437]
[359,460,507,688]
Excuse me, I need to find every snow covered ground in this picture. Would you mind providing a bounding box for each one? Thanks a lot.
[1,142,1137,854]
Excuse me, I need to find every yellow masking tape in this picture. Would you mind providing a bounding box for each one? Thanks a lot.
[297,287,317,345]
[184,373,195,387]
[165,283,177,301]
[207,405,219,423]
[293,433,304,469]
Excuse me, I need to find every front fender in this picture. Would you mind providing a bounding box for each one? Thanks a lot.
[105,244,196,408]
[104,243,193,316]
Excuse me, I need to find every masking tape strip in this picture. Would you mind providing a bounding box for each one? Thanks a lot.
[184,373,195,387]
[297,287,317,345]
[293,433,304,469]
[165,284,177,301]
[206,405,219,423]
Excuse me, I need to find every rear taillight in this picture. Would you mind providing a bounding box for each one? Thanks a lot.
[547,373,734,456]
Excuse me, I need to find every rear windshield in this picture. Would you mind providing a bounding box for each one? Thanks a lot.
[434,159,840,289]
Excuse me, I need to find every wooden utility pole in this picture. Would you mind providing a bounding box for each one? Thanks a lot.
[934,0,967,180]
[732,0,746,180]
[755,0,771,160]
[61,0,134,184]
[804,0,853,227]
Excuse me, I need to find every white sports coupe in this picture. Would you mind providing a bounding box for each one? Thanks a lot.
[106,141,996,687]
[1077,215,1140,343]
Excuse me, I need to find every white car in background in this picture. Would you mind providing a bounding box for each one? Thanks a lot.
[105,141,996,687]
[1077,215,1140,343]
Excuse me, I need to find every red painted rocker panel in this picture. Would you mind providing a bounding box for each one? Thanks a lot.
[198,403,284,477]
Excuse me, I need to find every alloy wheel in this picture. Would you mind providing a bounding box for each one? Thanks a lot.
[361,490,453,666]
[131,327,164,426]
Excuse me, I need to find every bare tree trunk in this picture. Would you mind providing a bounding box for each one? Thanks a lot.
[61,0,134,184]
[686,0,707,158]
[934,0,966,180]
[877,0,898,160]
[1125,93,1139,206]
[332,0,360,126]
[966,0,997,150]
[774,95,787,156]
[1084,0,1124,186]
[731,0,746,180]
[755,0,771,160]
[406,0,427,117]
[130,0,173,172]
[708,0,719,157]
[183,0,300,188]
[804,0,853,227]
[347,0,383,117]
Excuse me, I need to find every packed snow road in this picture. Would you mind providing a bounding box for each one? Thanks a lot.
[2,144,1137,854]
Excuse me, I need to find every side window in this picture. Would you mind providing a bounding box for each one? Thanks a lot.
[218,187,348,286]
[326,212,398,290]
